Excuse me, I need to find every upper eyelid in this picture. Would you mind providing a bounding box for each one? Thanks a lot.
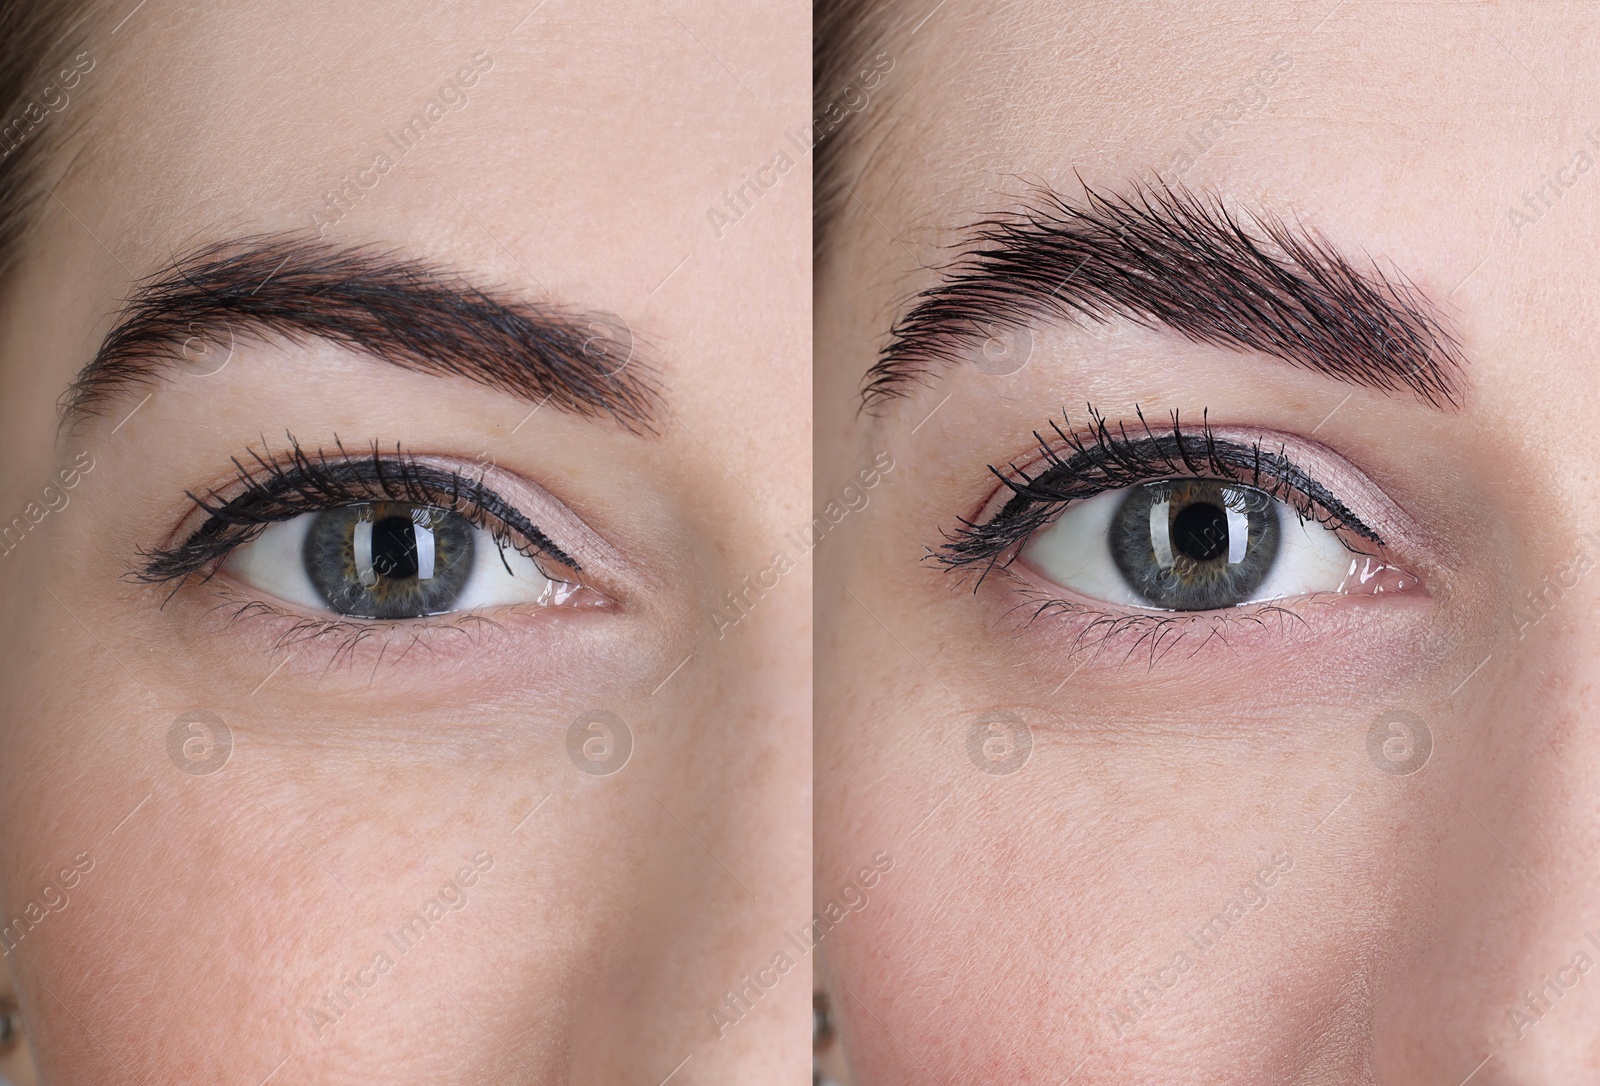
[977,411,1376,535]
[185,451,580,568]
[133,442,592,589]
[988,434,1379,542]
[938,411,1410,577]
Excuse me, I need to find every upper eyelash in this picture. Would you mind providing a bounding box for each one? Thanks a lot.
[132,435,578,590]
[936,405,1384,582]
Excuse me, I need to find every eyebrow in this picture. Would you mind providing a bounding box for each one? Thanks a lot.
[61,234,661,433]
[861,182,1466,412]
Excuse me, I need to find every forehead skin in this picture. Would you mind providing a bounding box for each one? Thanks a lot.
[818,1,1600,1084]
[0,0,808,1082]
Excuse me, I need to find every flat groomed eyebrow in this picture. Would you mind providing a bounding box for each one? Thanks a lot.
[61,234,662,433]
[861,182,1466,412]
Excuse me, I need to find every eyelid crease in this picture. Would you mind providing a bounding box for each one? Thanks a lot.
[935,405,1392,583]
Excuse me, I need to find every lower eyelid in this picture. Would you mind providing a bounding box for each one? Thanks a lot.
[185,578,589,678]
[992,574,1429,669]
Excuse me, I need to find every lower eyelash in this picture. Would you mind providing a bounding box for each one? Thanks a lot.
[132,435,575,590]
[936,405,1383,582]
[1001,578,1318,667]
[198,580,549,672]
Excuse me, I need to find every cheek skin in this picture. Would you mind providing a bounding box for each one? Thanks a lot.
[820,707,1438,1082]
[1,676,708,1081]
[2,540,792,1081]
[2,686,579,1080]
[818,538,1482,1082]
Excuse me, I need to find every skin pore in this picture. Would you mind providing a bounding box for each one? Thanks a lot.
[817,1,1600,1083]
[0,0,808,1082]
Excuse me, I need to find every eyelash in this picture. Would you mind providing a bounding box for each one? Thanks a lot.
[936,405,1384,584]
[132,436,577,595]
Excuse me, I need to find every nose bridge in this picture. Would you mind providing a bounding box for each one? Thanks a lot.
[1374,553,1600,1082]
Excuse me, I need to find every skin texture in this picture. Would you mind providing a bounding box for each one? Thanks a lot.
[816,1,1600,1083]
[0,1,809,1082]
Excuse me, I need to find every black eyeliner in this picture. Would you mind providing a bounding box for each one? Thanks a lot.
[937,406,1383,580]
[133,435,578,588]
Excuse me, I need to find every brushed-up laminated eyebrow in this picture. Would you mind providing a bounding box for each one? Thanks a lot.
[863,180,1467,415]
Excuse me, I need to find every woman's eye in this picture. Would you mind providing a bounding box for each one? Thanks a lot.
[1020,479,1385,611]
[222,501,570,618]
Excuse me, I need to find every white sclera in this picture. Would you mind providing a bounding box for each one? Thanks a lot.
[452,530,559,610]
[1020,485,1357,611]
[221,510,559,614]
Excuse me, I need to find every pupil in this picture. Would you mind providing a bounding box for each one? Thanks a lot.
[1172,502,1228,562]
[370,516,420,579]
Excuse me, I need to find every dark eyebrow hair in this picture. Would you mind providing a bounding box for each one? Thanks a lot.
[861,182,1466,412]
[61,233,661,433]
